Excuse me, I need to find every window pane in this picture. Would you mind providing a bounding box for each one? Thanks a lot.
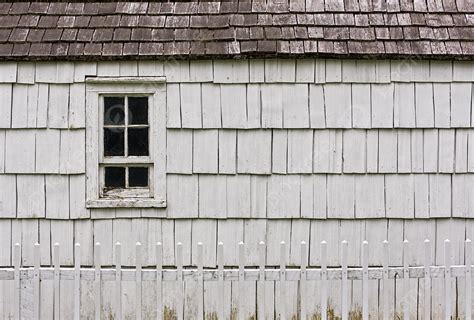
[128,128,149,156]
[104,167,125,188]
[104,128,124,156]
[104,97,125,125]
[128,97,148,125]
[129,167,149,187]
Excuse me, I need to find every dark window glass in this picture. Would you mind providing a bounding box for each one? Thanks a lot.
[104,128,124,156]
[128,97,148,125]
[128,128,149,156]
[129,167,149,187]
[104,167,125,188]
[104,97,125,125]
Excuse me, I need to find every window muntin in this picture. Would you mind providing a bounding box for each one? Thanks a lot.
[100,95,152,198]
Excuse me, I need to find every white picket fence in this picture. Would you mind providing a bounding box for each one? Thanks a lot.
[2,239,473,320]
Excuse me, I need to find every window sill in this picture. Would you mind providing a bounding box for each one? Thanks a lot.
[86,198,166,209]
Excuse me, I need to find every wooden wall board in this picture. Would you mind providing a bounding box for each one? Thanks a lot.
[352,84,371,128]
[261,84,283,128]
[452,174,474,218]
[214,60,249,83]
[237,130,272,174]
[282,84,309,128]
[0,130,4,173]
[226,175,251,218]
[429,174,452,218]
[313,129,343,173]
[69,83,86,129]
[249,175,267,219]
[48,84,69,129]
[296,59,315,83]
[191,219,217,266]
[193,129,218,173]
[180,83,202,128]
[198,175,226,218]
[378,129,397,173]
[455,129,469,172]
[394,83,416,128]
[414,174,430,218]
[218,129,236,174]
[5,130,35,173]
[59,129,85,174]
[264,59,296,83]
[0,175,16,218]
[451,83,472,128]
[397,129,412,173]
[11,85,28,128]
[16,175,45,219]
[166,129,193,174]
[267,175,300,219]
[438,129,455,173]
[423,129,439,172]
[221,84,247,129]
[45,175,70,219]
[324,83,351,128]
[300,175,314,219]
[0,84,12,128]
[309,84,325,128]
[415,83,435,128]
[287,129,313,173]
[343,130,366,173]
[371,84,394,128]
[355,175,385,218]
[201,83,221,128]
[166,175,198,219]
[189,60,213,83]
[433,83,450,128]
[272,129,288,174]
[385,174,414,218]
[166,83,181,128]
[327,175,355,219]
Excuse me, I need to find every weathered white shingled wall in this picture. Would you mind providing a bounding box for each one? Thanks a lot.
[0,58,472,261]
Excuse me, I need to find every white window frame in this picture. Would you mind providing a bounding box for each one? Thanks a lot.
[85,77,167,208]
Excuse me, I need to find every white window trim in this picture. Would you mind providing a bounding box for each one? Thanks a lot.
[85,77,167,209]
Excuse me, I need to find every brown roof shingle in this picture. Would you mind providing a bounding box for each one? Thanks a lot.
[0,0,470,60]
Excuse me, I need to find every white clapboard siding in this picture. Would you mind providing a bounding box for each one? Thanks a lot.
[429,174,452,218]
[164,60,191,83]
[452,174,474,218]
[414,174,430,218]
[397,129,412,173]
[313,175,327,219]
[371,84,394,128]
[45,175,70,219]
[0,62,16,83]
[26,85,38,128]
[218,130,236,174]
[119,61,138,77]
[226,175,251,218]
[433,83,450,128]
[261,84,283,128]
[193,130,218,173]
[5,130,35,173]
[59,130,85,174]
[166,83,181,128]
[451,83,472,128]
[313,129,343,173]
[453,61,473,81]
[264,59,296,83]
[394,83,416,128]
[309,85,325,128]
[267,175,300,218]
[180,83,202,128]
[69,175,89,219]
[282,84,309,128]
[385,174,414,218]
[221,84,247,128]
[198,175,226,218]
[456,129,469,173]
[0,175,16,218]
[237,130,272,174]
[247,84,261,128]
[69,83,86,129]
[167,175,198,218]
[189,60,213,82]
[214,60,249,83]
[0,84,12,128]
[296,59,315,83]
[375,60,391,83]
[167,129,193,174]
[138,61,164,78]
[315,59,326,83]
[250,176,267,218]
[201,84,221,128]
[424,129,439,172]
[366,130,379,172]
[16,175,45,219]
[430,61,452,82]
[411,130,424,172]
[300,175,314,219]
[352,84,371,128]
[343,130,366,173]
[36,84,48,128]
[324,84,351,128]
[325,59,341,82]
[35,129,60,173]
[74,62,97,82]
[355,175,385,218]
[438,129,455,173]
[272,130,288,174]
[415,83,435,128]
[287,130,313,173]
[327,175,355,219]
[11,85,28,128]
[249,59,264,83]
[378,130,397,173]
[48,84,70,128]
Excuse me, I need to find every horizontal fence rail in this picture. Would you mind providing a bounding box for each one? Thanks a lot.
[3,239,473,320]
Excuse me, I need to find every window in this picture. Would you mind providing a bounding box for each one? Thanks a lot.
[85,77,166,208]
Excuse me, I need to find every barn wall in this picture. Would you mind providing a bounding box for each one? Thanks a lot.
[0,59,472,268]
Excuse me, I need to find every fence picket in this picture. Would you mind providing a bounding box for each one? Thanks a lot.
[136,242,142,320]
[53,243,60,320]
[280,241,287,320]
[382,240,389,320]
[94,242,101,320]
[197,242,204,320]
[466,239,472,320]
[217,242,224,320]
[341,240,348,320]
[444,239,451,320]
[424,239,431,320]
[300,241,307,320]
[13,243,20,320]
[176,242,184,320]
[33,242,40,320]
[238,241,245,320]
[403,240,410,320]
[321,241,328,320]
[258,241,265,320]
[362,241,368,320]
[156,242,163,320]
[115,242,122,320]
